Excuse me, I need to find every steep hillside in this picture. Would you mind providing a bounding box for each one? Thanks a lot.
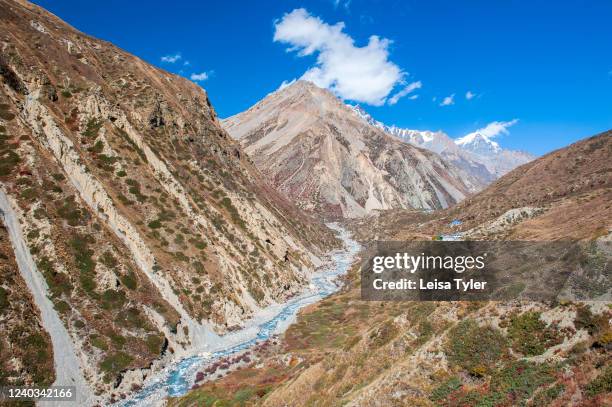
[0,0,337,401]
[351,104,533,184]
[353,131,611,242]
[0,217,55,390]
[223,81,474,218]
[172,132,611,407]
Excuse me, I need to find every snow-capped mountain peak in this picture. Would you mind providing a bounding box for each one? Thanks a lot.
[349,104,437,144]
[455,131,501,154]
[348,104,535,182]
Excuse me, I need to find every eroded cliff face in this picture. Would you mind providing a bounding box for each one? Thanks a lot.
[0,0,337,401]
[223,81,473,219]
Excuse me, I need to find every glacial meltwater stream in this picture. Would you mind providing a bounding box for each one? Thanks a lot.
[121,223,360,406]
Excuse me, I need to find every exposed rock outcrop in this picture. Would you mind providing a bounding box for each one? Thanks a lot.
[223,81,473,218]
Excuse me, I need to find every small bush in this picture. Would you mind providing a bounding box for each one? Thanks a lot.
[89,139,104,154]
[148,219,162,229]
[446,319,507,375]
[585,365,612,397]
[0,148,20,176]
[508,311,561,356]
[58,197,84,226]
[120,272,138,290]
[100,251,118,269]
[82,118,103,138]
[100,352,133,374]
[90,335,108,351]
[430,377,462,402]
[101,289,126,309]
[145,334,164,354]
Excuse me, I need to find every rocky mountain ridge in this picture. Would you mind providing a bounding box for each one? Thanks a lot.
[350,104,535,183]
[223,81,476,218]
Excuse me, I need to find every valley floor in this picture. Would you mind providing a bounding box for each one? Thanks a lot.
[167,219,611,407]
[119,224,360,406]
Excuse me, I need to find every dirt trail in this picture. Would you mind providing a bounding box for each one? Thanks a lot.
[0,187,95,406]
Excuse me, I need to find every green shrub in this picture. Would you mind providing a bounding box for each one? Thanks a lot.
[116,128,147,162]
[20,187,37,200]
[126,179,147,202]
[100,352,133,373]
[58,197,84,226]
[108,331,126,347]
[101,289,126,309]
[69,234,95,274]
[532,383,565,406]
[27,229,40,240]
[0,287,8,310]
[446,319,507,376]
[0,149,20,176]
[38,256,73,298]
[53,300,70,313]
[82,118,103,138]
[430,377,462,402]
[89,139,104,154]
[189,237,207,250]
[148,219,162,229]
[488,361,556,403]
[90,335,108,350]
[119,307,145,328]
[508,311,561,356]
[100,251,118,268]
[120,272,138,290]
[585,365,612,397]
[145,334,164,354]
[220,196,246,230]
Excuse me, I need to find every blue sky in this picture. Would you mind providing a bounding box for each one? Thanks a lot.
[33,0,612,155]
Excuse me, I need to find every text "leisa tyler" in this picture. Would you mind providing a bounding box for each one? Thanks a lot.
[373,278,488,291]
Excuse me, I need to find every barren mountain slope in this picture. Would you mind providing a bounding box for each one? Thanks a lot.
[351,105,497,188]
[223,81,474,218]
[353,131,611,241]
[350,104,535,186]
[0,0,337,400]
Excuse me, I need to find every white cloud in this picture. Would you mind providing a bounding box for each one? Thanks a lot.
[409,94,418,100]
[190,72,209,81]
[183,60,191,66]
[475,119,519,138]
[388,81,422,105]
[440,94,455,106]
[161,53,182,63]
[274,8,406,106]
[278,79,296,91]
[465,90,476,100]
